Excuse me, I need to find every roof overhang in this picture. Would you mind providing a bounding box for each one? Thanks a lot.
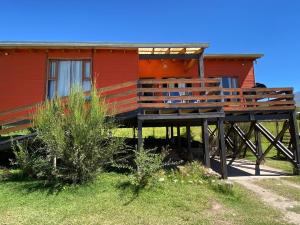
[0,41,209,50]
[204,54,263,60]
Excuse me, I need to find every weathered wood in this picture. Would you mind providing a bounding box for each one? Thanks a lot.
[202,119,210,167]
[289,111,300,174]
[218,119,228,179]
[177,126,181,150]
[257,121,289,164]
[254,123,263,175]
[137,119,143,151]
[187,125,192,160]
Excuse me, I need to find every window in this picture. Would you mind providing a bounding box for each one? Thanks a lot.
[47,60,92,99]
[221,77,238,88]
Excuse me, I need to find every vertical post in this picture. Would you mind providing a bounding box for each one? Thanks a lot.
[187,125,192,160]
[170,126,174,139]
[289,111,300,174]
[133,127,136,139]
[166,126,169,141]
[202,119,210,167]
[254,123,262,175]
[198,51,204,79]
[218,119,227,179]
[137,119,143,151]
[177,126,181,150]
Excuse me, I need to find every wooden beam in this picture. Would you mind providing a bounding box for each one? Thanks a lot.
[202,119,210,167]
[289,111,300,174]
[187,125,192,160]
[218,119,228,179]
[254,123,263,175]
[198,52,204,79]
[137,119,143,150]
[177,126,181,150]
[139,54,200,60]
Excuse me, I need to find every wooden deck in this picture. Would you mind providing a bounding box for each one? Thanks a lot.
[0,78,296,135]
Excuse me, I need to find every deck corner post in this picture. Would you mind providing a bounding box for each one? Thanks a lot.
[289,111,300,173]
[186,125,192,160]
[202,119,210,168]
[137,119,143,151]
[177,126,181,150]
[218,118,227,179]
[254,122,262,175]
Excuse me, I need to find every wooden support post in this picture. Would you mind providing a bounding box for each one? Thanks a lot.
[166,126,169,141]
[254,123,262,175]
[289,111,300,174]
[202,119,210,167]
[218,119,228,179]
[187,125,192,160]
[170,126,174,139]
[177,126,181,150]
[133,127,136,139]
[137,120,143,151]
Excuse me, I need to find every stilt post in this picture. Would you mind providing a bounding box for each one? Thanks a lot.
[218,119,227,179]
[202,119,210,167]
[254,122,262,175]
[289,111,300,174]
[137,119,143,151]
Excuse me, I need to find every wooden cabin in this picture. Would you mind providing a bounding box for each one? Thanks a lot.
[0,42,299,178]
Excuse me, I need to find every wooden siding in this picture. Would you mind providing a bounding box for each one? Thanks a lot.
[204,59,255,88]
[0,50,47,112]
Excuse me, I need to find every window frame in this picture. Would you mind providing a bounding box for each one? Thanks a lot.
[46,59,92,99]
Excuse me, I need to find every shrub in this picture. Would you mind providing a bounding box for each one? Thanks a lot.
[116,147,172,187]
[13,86,124,184]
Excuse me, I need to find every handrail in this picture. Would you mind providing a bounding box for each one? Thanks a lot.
[0,78,296,135]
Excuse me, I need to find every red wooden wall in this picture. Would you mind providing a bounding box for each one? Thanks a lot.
[0,48,256,112]
[204,59,255,88]
[138,58,255,88]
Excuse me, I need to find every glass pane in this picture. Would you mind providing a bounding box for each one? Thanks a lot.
[222,77,230,88]
[48,80,56,99]
[49,61,56,78]
[84,61,91,78]
[83,80,91,92]
[71,61,82,88]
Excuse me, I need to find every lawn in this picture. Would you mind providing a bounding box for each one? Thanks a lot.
[0,171,288,225]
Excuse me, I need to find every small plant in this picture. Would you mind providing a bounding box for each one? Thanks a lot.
[13,86,124,184]
[116,147,173,188]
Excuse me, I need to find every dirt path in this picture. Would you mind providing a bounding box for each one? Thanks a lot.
[235,179,300,225]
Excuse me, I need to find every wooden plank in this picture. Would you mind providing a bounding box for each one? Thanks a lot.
[138,87,222,92]
[138,78,220,84]
[0,123,32,135]
[98,81,137,93]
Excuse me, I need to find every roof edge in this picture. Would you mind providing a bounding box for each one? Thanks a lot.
[204,53,264,59]
[0,41,209,49]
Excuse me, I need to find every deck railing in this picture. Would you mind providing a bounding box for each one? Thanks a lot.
[0,78,295,135]
[137,78,295,112]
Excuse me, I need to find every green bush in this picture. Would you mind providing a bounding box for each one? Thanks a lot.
[13,87,124,184]
[116,147,172,187]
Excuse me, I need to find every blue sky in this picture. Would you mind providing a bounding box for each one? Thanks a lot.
[1,0,299,91]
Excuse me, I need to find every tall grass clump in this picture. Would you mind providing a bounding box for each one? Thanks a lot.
[13,86,124,184]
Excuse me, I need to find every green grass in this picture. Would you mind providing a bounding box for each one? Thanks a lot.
[0,170,287,225]
[254,178,300,202]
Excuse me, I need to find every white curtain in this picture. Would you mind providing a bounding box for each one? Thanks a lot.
[71,61,82,88]
[58,61,71,97]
